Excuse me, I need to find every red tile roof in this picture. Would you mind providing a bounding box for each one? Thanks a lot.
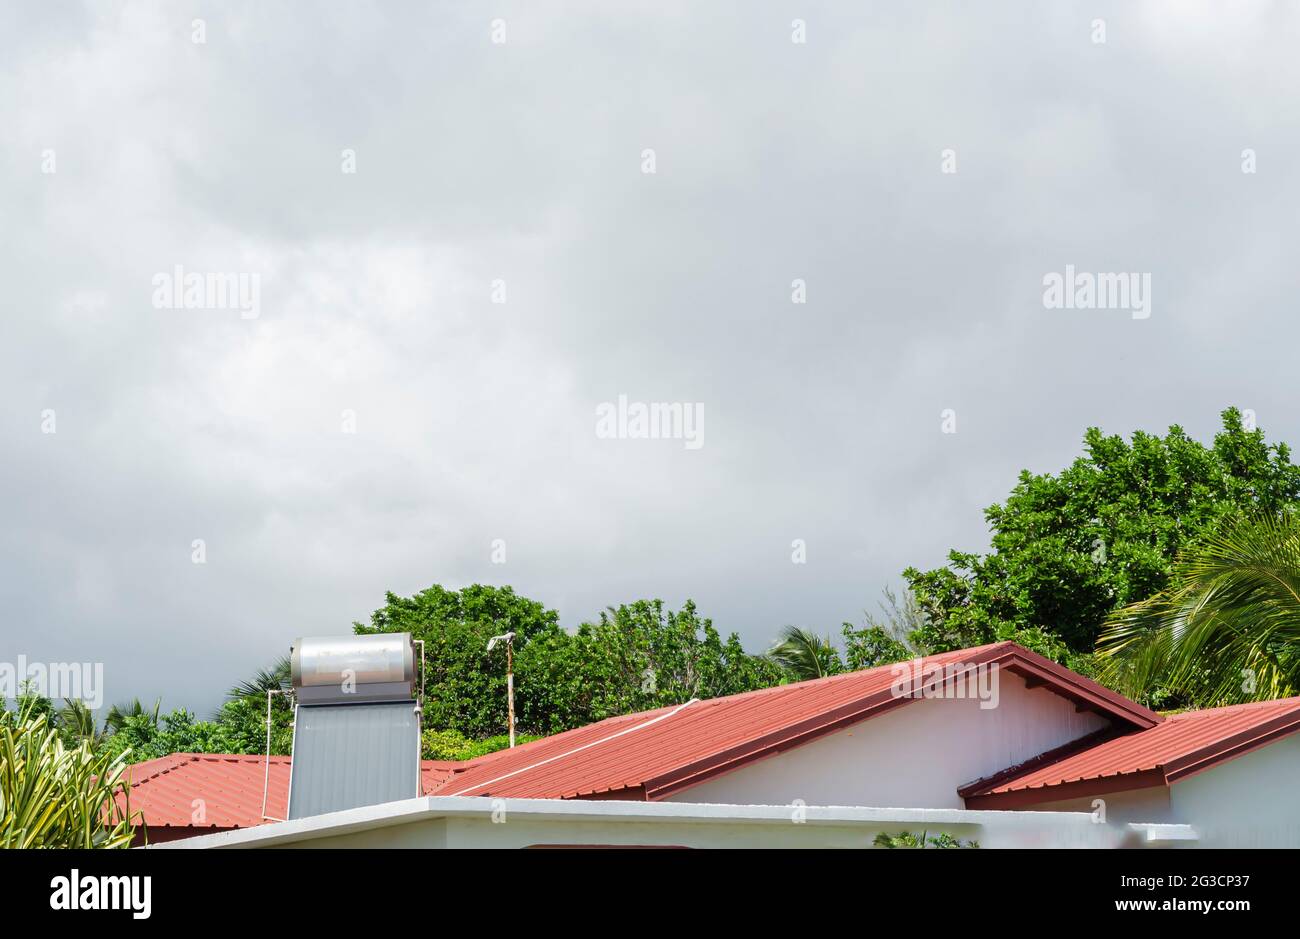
[122,753,466,833]
[962,696,1300,808]
[428,641,1158,800]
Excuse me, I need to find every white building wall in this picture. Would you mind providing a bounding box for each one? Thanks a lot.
[1171,735,1300,848]
[1029,786,1173,825]
[664,673,1110,809]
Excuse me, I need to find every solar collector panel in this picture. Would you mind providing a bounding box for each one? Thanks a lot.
[287,700,422,820]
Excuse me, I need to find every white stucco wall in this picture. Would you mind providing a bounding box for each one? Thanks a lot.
[1172,734,1300,847]
[664,673,1110,809]
[1030,786,1173,825]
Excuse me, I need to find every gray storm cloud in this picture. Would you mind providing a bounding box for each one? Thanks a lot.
[1,1,1296,711]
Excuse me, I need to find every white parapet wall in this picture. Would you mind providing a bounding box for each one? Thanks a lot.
[149,796,1192,849]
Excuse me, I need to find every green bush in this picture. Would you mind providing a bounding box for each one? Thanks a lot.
[421,728,540,761]
[0,706,137,848]
[873,830,979,849]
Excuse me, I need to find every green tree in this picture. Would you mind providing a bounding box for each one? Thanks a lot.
[519,598,783,733]
[354,583,565,738]
[842,625,911,671]
[905,409,1300,664]
[358,587,783,737]
[1097,513,1300,707]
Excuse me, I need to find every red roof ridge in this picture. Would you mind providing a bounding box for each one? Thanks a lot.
[1163,695,1300,720]
[125,752,293,788]
[709,641,1020,701]
[123,752,198,786]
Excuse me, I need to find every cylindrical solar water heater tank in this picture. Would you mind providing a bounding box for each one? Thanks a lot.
[290,633,416,704]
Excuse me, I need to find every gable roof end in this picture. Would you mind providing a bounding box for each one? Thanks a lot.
[962,695,1300,808]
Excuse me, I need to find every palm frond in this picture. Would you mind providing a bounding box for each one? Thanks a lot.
[1097,513,1300,706]
[766,626,841,681]
[227,656,292,701]
[104,698,160,733]
[58,699,100,742]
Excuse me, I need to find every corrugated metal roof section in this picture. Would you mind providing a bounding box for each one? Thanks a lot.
[287,701,422,819]
[431,641,1160,802]
[963,696,1300,807]
[123,753,462,831]
[121,754,292,830]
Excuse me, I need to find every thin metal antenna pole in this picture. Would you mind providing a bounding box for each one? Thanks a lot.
[507,638,515,748]
[487,626,518,748]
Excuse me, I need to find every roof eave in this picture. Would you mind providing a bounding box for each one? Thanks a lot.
[963,767,1169,810]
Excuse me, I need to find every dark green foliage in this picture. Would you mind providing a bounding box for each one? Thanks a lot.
[905,409,1300,664]
[207,696,294,756]
[842,625,912,671]
[98,709,225,762]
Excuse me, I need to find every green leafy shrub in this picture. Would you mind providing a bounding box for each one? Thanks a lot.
[0,706,137,848]
[421,728,539,761]
[873,830,979,849]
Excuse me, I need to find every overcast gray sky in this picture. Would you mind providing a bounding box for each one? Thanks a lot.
[3,1,1298,714]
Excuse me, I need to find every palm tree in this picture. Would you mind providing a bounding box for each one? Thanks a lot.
[227,655,292,700]
[1096,513,1300,707]
[104,698,161,734]
[766,626,842,681]
[58,699,101,745]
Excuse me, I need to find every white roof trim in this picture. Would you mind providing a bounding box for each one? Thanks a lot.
[1128,822,1200,842]
[148,794,1142,849]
